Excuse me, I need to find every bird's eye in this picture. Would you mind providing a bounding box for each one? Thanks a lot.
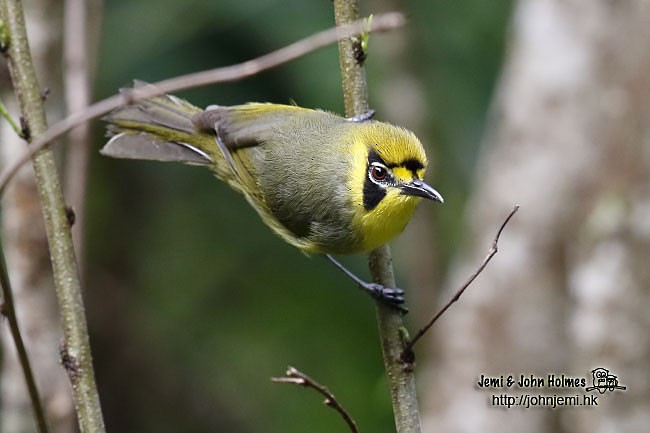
[370,164,388,182]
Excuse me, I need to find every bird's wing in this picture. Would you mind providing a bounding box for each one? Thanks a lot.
[191,103,314,149]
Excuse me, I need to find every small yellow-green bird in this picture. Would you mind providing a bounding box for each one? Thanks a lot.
[102,84,443,306]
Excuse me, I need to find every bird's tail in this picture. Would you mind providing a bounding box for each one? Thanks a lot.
[102,83,216,166]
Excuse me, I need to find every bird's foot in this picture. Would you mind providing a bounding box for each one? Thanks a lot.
[346,109,375,123]
[324,254,408,313]
[360,282,408,313]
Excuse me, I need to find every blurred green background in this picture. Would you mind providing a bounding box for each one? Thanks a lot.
[86,1,513,432]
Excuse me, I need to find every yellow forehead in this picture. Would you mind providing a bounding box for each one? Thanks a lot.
[363,123,428,168]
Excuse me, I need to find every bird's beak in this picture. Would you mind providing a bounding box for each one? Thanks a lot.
[399,179,444,203]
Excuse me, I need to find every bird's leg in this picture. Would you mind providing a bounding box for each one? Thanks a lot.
[325,254,406,311]
[346,109,375,123]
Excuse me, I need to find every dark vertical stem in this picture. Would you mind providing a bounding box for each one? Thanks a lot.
[332,1,422,432]
[0,240,49,433]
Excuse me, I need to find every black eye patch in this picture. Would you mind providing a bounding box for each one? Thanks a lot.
[401,159,424,173]
[363,176,387,210]
[363,149,388,210]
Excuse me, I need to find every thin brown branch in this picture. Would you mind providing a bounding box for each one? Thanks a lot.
[272,366,359,433]
[401,205,520,359]
[0,239,49,433]
[0,11,405,196]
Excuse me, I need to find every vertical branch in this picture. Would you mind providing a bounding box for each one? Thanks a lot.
[0,242,49,433]
[0,3,76,429]
[333,0,369,116]
[0,0,106,432]
[332,1,421,433]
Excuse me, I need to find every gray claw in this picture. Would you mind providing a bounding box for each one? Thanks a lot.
[364,283,406,308]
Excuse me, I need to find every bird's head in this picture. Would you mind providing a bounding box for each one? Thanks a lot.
[346,122,444,252]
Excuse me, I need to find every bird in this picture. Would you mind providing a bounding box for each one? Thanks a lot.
[102,83,443,306]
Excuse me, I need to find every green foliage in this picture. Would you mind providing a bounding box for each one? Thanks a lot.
[87,0,513,432]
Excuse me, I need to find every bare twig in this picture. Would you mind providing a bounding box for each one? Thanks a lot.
[272,366,359,433]
[0,239,49,433]
[401,205,520,359]
[0,11,405,196]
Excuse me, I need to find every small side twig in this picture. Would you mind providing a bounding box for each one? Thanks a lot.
[0,98,24,137]
[272,366,359,433]
[401,205,520,360]
[0,240,50,433]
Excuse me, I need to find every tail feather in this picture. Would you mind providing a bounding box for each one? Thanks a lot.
[102,84,214,165]
[101,133,211,164]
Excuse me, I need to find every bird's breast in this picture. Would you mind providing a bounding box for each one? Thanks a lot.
[351,192,420,252]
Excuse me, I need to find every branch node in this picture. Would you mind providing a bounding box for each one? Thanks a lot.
[351,15,373,65]
[397,326,415,368]
[40,88,50,101]
[352,37,367,65]
[19,116,30,140]
[65,206,76,227]
[60,342,81,382]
